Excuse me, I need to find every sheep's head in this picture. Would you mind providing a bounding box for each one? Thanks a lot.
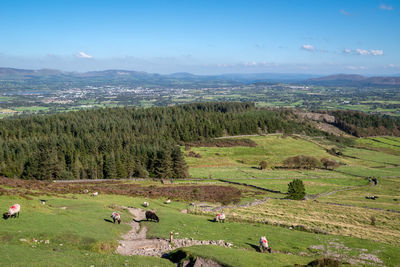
[2,212,10,220]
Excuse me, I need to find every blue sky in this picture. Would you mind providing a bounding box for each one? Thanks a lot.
[0,0,399,74]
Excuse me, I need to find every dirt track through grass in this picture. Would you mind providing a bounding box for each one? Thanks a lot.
[116,208,232,257]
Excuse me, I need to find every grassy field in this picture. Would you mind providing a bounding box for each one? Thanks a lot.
[0,194,173,267]
[1,135,399,266]
[228,177,368,195]
[1,184,400,266]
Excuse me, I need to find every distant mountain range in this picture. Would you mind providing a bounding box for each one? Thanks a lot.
[0,67,399,86]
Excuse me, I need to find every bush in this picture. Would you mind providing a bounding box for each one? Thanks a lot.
[287,179,306,200]
[283,155,319,169]
[320,158,339,170]
[259,160,268,170]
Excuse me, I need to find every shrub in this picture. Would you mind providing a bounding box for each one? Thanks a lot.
[287,179,306,200]
[320,158,339,170]
[283,155,319,169]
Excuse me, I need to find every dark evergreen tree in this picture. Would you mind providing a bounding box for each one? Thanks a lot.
[287,179,306,200]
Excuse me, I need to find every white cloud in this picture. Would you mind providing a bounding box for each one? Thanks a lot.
[343,48,352,54]
[353,48,384,56]
[301,44,315,51]
[370,49,384,56]
[355,48,370,55]
[380,4,393,10]
[347,66,366,70]
[76,52,93,59]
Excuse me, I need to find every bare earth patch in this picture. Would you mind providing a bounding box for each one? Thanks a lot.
[116,207,232,257]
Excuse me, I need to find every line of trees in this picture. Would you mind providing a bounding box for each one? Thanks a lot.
[0,102,325,180]
[329,110,400,137]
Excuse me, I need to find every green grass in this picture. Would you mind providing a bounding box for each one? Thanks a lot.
[0,244,173,267]
[142,198,400,266]
[342,147,400,166]
[186,135,337,169]
[0,194,173,267]
[336,165,400,177]
[1,189,400,266]
[13,106,50,112]
[176,245,312,267]
[228,177,367,194]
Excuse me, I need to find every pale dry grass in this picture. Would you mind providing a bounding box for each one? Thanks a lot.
[222,199,400,245]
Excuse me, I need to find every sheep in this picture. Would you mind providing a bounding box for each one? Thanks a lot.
[219,212,226,223]
[91,192,98,197]
[143,201,149,207]
[214,212,225,223]
[145,211,159,222]
[5,204,20,219]
[111,212,121,224]
[165,199,171,204]
[259,236,271,253]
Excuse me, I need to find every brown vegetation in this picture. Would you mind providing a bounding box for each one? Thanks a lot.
[0,177,247,204]
[186,138,257,148]
[282,155,320,169]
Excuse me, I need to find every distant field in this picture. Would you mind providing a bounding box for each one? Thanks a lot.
[186,135,340,172]
[228,177,368,195]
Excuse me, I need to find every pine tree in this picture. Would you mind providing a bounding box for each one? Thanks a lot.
[171,146,189,178]
[287,179,306,200]
[154,148,173,179]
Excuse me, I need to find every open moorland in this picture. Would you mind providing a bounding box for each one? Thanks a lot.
[1,135,400,266]
[0,103,399,266]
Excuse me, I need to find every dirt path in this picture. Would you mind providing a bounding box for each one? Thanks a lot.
[116,207,232,257]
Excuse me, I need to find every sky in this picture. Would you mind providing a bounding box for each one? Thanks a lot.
[0,0,399,75]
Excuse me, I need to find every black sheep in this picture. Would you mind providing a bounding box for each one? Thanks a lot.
[145,211,159,222]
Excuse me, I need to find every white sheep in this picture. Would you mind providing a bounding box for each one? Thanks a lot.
[143,201,149,207]
[91,192,98,197]
[165,199,171,204]
[259,236,271,253]
[6,204,20,219]
[111,212,121,224]
[219,212,226,223]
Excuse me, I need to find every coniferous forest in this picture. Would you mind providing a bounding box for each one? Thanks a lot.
[0,102,398,180]
[0,102,324,180]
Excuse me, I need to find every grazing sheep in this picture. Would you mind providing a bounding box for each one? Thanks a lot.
[214,212,225,223]
[111,212,121,224]
[5,204,20,219]
[365,195,379,200]
[143,201,149,207]
[145,211,159,222]
[91,192,98,197]
[219,212,226,223]
[83,189,89,193]
[165,199,171,204]
[259,236,271,253]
